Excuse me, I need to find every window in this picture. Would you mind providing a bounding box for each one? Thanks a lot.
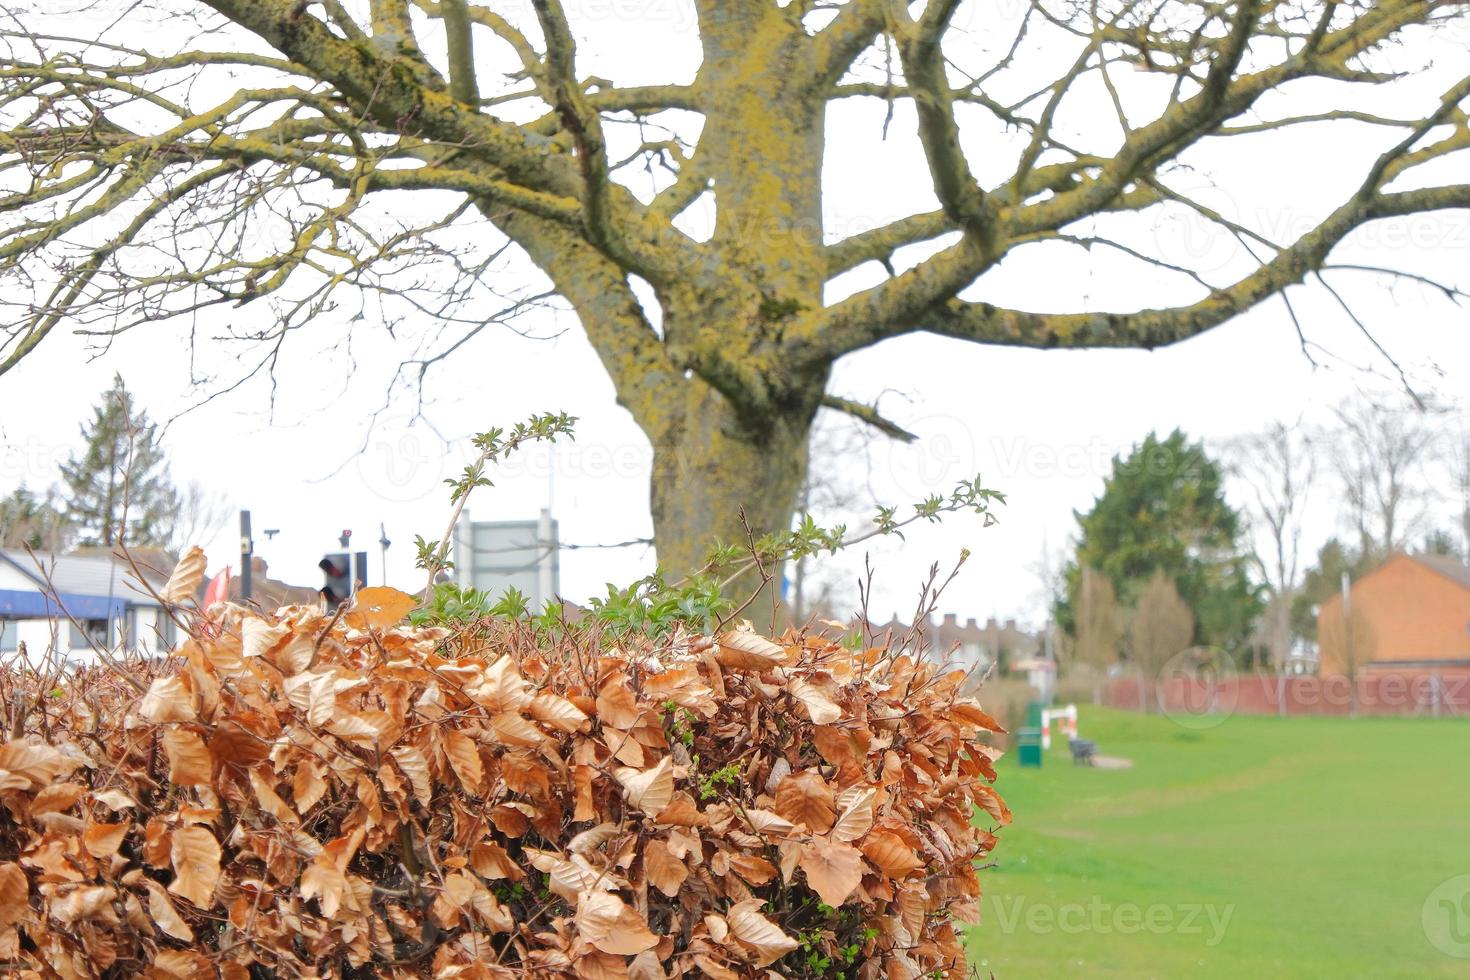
[69,619,108,651]
[0,621,16,652]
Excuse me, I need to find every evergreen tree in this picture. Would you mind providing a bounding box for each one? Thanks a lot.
[1290,538,1376,645]
[1058,430,1261,657]
[58,375,178,548]
[0,485,71,551]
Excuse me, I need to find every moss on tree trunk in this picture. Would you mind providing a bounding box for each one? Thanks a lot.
[649,374,815,585]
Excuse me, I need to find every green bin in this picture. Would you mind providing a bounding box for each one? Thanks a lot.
[1017,727,1043,768]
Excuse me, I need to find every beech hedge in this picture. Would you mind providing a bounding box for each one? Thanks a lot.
[0,587,1008,978]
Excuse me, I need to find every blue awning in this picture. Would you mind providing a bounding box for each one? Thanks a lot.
[0,589,127,621]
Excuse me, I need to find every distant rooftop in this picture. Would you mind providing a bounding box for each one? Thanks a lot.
[1410,552,1470,592]
[0,549,166,608]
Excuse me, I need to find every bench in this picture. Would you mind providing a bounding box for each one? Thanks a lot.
[1069,738,1097,766]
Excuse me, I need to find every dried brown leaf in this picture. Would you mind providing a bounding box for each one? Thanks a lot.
[774,770,835,834]
[830,787,875,843]
[0,863,28,929]
[29,782,87,817]
[144,879,195,942]
[161,547,207,605]
[138,674,196,723]
[168,825,221,908]
[441,729,484,794]
[727,853,778,886]
[82,820,129,859]
[789,677,841,724]
[249,769,298,825]
[596,673,643,729]
[715,631,785,670]
[617,755,673,817]
[727,898,800,967]
[861,830,926,877]
[163,728,212,787]
[344,586,417,631]
[644,837,688,898]
[389,745,432,806]
[574,889,659,955]
[798,837,865,908]
[529,692,591,733]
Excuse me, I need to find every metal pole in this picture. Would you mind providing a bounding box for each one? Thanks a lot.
[1341,570,1354,717]
[537,508,554,611]
[240,510,253,603]
[379,523,391,587]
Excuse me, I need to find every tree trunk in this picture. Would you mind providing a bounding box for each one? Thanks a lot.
[649,375,815,588]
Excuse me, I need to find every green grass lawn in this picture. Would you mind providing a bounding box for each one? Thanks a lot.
[966,706,1470,978]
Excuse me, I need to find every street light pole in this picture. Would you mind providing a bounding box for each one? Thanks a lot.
[240,510,253,603]
[379,523,391,587]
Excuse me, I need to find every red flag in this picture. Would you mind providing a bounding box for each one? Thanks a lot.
[203,567,231,608]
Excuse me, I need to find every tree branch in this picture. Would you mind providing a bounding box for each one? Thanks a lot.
[820,394,917,442]
[441,0,479,105]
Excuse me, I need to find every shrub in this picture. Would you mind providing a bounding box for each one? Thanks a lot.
[0,591,1008,978]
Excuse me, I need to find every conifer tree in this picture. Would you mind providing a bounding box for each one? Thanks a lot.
[58,375,179,548]
[0,485,71,551]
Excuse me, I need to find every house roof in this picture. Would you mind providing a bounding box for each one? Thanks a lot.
[232,557,319,610]
[0,550,164,609]
[1410,553,1470,592]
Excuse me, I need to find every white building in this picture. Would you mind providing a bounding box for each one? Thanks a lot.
[453,510,560,612]
[0,549,176,666]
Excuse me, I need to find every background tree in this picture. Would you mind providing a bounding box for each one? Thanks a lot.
[1060,429,1260,655]
[161,480,233,557]
[1073,565,1125,702]
[0,486,71,551]
[1443,416,1470,559]
[1129,571,1195,712]
[1318,596,1376,716]
[1226,421,1316,671]
[1291,537,1374,646]
[58,375,180,548]
[1420,527,1462,558]
[1332,399,1436,558]
[788,412,894,619]
[2,1,1469,574]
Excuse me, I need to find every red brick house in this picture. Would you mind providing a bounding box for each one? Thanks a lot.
[1317,553,1470,674]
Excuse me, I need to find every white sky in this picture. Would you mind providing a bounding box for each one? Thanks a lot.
[1,2,1466,625]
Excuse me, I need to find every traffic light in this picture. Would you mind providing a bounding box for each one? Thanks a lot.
[319,553,351,607]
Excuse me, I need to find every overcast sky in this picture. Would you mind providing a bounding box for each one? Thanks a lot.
[1,2,1466,625]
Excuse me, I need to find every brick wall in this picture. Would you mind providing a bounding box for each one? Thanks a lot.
[1105,668,1470,717]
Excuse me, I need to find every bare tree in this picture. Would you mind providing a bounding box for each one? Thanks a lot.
[1332,399,1437,558]
[3,1,1469,574]
[1318,594,1376,716]
[788,410,892,621]
[1226,421,1316,670]
[1443,414,1470,558]
[1073,565,1125,702]
[162,480,233,556]
[1130,571,1194,712]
